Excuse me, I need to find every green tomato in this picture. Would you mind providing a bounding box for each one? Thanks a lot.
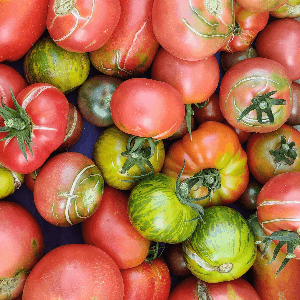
[182,205,257,283]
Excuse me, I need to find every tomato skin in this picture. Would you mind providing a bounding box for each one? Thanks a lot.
[235,0,288,12]
[0,0,48,62]
[34,152,104,227]
[81,184,151,269]
[270,0,300,18]
[46,0,121,53]
[152,0,234,61]
[286,81,300,126]
[110,78,185,139]
[0,83,69,174]
[162,121,249,207]
[90,0,159,78]
[219,57,292,133]
[255,18,300,81]
[151,48,220,105]
[22,244,124,300]
[223,119,252,144]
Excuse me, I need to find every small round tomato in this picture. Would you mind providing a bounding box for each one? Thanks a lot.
[110,78,185,140]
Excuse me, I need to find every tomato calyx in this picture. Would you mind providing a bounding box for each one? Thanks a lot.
[0,91,33,163]
[237,90,286,124]
[256,230,300,276]
[120,136,160,181]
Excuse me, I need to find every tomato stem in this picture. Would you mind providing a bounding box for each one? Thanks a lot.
[270,135,297,165]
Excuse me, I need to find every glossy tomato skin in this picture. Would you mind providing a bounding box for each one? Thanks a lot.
[255,18,300,81]
[152,0,235,61]
[0,202,44,299]
[0,83,69,174]
[286,81,300,125]
[90,0,159,78]
[81,184,150,269]
[151,48,220,104]
[22,244,124,300]
[46,0,121,52]
[220,2,269,53]
[110,78,185,139]
[235,0,288,12]
[34,152,104,227]
[246,124,300,184]
[0,0,48,62]
[256,172,300,257]
[219,57,292,133]
[162,121,249,207]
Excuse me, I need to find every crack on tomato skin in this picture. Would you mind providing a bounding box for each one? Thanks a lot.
[53,0,76,16]
[197,280,213,300]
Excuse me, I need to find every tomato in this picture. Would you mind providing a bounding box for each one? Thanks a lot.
[34,152,104,227]
[0,0,49,62]
[255,18,300,81]
[23,36,90,94]
[121,257,171,300]
[77,75,123,127]
[220,2,269,53]
[0,83,69,174]
[223,119,252,144]
[256,172,300,273]
[162,121,249,207]
[46,0,121,53]
[81,185,150,269]
[168,276,261,300]
[235,0,288,12]
[152,0,235,61]
[93,126,165,190]
[0,201,44,299]
[89,0,159,78]
[22,244,124,299]
[286,81,300,126]
[128,173,199,243]
[219,57,292,133]
[0,63,27,124]
[182,206,257,283]
[270,0,300,18]
[166,115,195,141]
[24,168,41,193]
[246,124,300,184]
[110,78,185,140]
[248,213,300,300]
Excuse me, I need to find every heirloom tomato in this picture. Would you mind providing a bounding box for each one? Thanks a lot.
[219,2,269,53]
[46,0,121,53]
[22,244,124,300]
[0,0,49,62]
[219,57,292,133]
[182,206,257,283]
[162,121,249,207]
[235,0,288,12]
[286,81,300,126]
[246,124,300,184]
[152,0,235,61]
[93,126,165,190]
[270,0,300,18]
[89,0,159,78]
[0,83,69,174]
[110,78,185,140]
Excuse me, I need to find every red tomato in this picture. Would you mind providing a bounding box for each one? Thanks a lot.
[151,48,220,105]
[89,0,160,78]
[286,81,300,126]
[22,244,124,299]
[152,0,235,61]
[34,152,104,227]
[110,78,185,139]
[0,202,44,300]
[219,57,292,133]
[81,185,150,269]
[223,119,252,144]
[255,18,300,81]
[235,0,288,12]
[0,0,49,62]
[121,257,171,300]
[0,83,69,174]
[220,1,269,53]
[46,0,121,52]
[168,276,261,300]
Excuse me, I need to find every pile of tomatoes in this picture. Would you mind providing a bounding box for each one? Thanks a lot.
[1,0,300,299]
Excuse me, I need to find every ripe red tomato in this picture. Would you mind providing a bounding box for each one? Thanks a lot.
[46,0,121,52]
[152,0,235,61]
[81,184,151,269]
[22,244,124,299]
[255,18,300,81]
[110,78,185,139]
[0,201,44,299]
[0,0,49,62]
[219,57,292,133]
[235,0,288,12]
